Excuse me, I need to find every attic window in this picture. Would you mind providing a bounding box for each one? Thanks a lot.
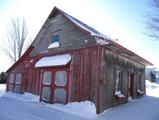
[52,34,59,43]
[48,34,60,49]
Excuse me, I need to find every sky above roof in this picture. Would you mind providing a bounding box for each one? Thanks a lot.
[0,0,159,71]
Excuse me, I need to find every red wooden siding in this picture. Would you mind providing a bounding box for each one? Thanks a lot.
[70,47,99,102]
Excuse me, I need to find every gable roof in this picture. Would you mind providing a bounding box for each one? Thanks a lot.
[6,7,152,73]
[62,10,111,39]
[32,7,112,46]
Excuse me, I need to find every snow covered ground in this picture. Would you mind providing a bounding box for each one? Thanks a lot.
[0,81,159,120]
[0,84,6,97]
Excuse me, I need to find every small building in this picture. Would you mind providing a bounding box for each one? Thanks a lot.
[6,7,152,113]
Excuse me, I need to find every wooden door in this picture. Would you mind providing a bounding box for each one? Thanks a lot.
[40,68,52,103]
[128,73,134,98]
[40,68,69,104]
[7,72,23,93]
[13,73,23,93]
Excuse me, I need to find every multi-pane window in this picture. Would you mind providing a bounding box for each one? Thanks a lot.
[54,71,67,103]
[52,35,59,43]
[14,73,22,93]
[8,73,14,91]
[41,70,68,103]
[8,73,22,93]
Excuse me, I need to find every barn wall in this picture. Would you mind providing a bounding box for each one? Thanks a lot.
[24,46,100,105]
[25,56,42,95]
[6,45,146,114]
[31,14,96,56]
[6,58,28,93]
[100,48,145,113]
[70,47,99,104]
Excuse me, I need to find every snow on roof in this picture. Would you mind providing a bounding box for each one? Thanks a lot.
[63,13,111,40]
[96,39,109,45]
[35,54,71,67]
[48,42,60,49]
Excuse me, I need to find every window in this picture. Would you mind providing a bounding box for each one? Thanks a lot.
[51,35,59,43]
[137,74,144,95]
[54,88,66,103]
[9,73,15,83]
[15,73,22,84]
[137,75,142,90]
[42,87,51,101]
[14,73,22,93]
[43,71,51,85]
[55,71,67,86]
[115,70,122,92]
[114,70,125,98]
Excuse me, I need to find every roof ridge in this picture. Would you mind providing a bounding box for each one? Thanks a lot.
[55,7,112,40]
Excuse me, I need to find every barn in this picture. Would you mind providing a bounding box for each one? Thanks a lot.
[6,7,152,113]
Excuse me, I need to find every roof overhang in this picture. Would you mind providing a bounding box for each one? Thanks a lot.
[6,46,34,73]
[101,40,153,66]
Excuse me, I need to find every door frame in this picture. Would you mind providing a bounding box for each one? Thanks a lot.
[128,73,134,98]
[7,72,24,93]
[40,66,70,104]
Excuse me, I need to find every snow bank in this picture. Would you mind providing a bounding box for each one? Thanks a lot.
[0,81,159,120]
[47,101,97,119]
[48,42,59,49]
[0,84,6,97]
[146,80,159,98]
[3,92,39,102]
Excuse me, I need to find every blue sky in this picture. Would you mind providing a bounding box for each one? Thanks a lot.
[0,0,159,71]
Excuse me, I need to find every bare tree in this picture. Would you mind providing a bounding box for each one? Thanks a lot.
[3,18,28,63]
[146,0,159,40]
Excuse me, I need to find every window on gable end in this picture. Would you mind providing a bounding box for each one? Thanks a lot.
[52,34,60,43]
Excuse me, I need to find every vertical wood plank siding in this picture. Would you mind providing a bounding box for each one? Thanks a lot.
[100,48,145,113]
[6,45,146,114]
[70,47,99,103]
[16,47,99,107]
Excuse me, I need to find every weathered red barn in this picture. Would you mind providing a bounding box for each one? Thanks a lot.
[6,7,152,113]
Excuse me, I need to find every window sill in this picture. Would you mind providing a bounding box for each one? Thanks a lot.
[137,90,144,95]
[115,91,125,100]
[48,42,60,49]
